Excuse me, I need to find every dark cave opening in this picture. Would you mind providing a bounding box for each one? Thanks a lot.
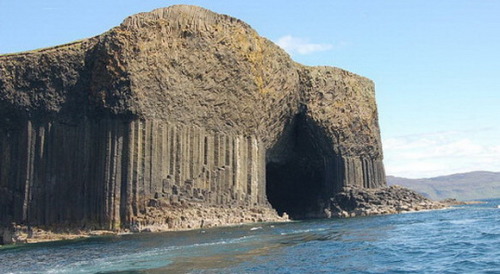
[266,110,333,219]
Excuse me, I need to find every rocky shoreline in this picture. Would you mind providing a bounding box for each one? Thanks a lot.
[327,185,470,218]
[2,186,475,246]
[0,5,387,237]
[1,204,288,245]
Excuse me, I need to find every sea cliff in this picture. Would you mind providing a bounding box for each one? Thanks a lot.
[1,5,386,244]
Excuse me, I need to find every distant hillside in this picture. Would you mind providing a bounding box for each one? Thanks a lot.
[387,171,500,201]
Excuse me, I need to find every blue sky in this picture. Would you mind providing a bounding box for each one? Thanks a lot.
[1,0,499,178]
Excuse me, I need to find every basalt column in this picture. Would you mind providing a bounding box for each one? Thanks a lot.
[0,5,386,232]
[0,118,269,229]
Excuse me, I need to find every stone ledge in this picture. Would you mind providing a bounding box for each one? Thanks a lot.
[328,185,451,218]
[0,204,288,245]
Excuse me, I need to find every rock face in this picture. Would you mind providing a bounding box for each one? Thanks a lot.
[329,186,447,218]
[0,5,385,236]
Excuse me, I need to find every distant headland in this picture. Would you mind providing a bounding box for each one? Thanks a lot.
[388,171,500,200]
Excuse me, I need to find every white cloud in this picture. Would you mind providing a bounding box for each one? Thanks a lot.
[275,35,333,55]
[383,130,500,178]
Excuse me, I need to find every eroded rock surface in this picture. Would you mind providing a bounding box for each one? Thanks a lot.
[329,186,448,218]
[0,5,386,240]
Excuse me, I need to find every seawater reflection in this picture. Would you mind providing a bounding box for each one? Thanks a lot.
[1,200,499,273]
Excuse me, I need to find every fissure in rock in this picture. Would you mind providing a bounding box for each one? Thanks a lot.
[266,109,335,219]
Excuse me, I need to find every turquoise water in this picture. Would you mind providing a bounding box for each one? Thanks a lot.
[1,199,499,273]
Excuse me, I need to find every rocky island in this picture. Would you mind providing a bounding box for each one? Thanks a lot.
[0,5,429,245]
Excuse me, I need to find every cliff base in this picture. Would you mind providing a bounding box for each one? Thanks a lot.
[2,186,472,245]
[328,186,452,218]
[0,205,287,245]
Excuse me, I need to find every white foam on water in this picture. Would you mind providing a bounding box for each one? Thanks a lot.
[279,227,328,236]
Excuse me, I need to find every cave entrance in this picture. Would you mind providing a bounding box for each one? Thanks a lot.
[266,109,334,219]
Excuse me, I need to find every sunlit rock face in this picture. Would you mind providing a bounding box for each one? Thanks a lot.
[0,5,385,229]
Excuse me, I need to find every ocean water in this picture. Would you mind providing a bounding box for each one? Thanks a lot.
[1,199,499,273]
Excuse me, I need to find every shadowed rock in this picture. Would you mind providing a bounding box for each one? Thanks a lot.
[0,5,386,236]
[329,186,447,218]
